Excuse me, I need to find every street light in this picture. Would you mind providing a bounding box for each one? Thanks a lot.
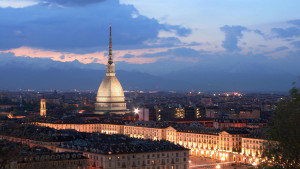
[134,108,139,114]
[221,157,225,162]
[216,164,221,169]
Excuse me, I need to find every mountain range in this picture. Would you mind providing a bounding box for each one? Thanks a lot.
[0,55,297,92]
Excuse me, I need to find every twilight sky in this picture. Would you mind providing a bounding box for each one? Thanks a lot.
[0,0,300,91]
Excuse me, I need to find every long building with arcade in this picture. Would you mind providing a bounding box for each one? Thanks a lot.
[35,120,266,165]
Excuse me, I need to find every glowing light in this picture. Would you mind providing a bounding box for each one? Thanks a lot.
[216,165,221,169]
[221,157,225,161]
[253,162,257,166]
[134,108,139,114]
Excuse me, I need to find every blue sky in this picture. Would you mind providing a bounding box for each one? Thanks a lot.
[0,0,300,77]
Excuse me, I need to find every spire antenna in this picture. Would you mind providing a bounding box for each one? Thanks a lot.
[108,25,113,65]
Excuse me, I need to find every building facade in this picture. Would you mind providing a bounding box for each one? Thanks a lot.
[36,121,266,165]
[16,152,88,169]
[57,147,189,169]
[36,122,123,134]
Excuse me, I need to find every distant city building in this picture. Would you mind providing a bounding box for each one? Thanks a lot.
[238,109,260,119]
[213,119,267,129]
[205,106,220,118]
[148,107,157,121]
[160,107,175,121]
[17,152,87,169]
[185,106,205,120]
[0,141,88,169]
[46,98,60,104]
[201,97,212,106]
[138,108,150,121]
[40,96,46,117]
[175,107,185,119]
[95,26,128,115]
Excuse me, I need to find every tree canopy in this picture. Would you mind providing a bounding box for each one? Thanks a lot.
[261,84,300,169]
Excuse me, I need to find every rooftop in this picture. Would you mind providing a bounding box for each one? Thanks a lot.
[125,121,170,128]
[60,133,188,155]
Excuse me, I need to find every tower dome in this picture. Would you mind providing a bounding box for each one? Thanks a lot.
[94,26,128,114]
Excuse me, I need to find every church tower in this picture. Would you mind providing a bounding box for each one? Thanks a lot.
[94,26,128,114]
[40,96,46,117]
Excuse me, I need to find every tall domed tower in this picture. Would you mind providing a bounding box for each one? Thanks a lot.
[94,26,128,114]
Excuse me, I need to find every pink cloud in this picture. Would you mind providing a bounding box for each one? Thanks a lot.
[0,46,174,65]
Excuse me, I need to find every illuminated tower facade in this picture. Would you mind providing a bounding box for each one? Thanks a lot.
[40,96,46,117]
[94,26,128,114]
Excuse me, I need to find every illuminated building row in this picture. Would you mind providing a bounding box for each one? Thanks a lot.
[36,122,266,165]
[57,147,189,169]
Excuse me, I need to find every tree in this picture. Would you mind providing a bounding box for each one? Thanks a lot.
[261,84,300,169]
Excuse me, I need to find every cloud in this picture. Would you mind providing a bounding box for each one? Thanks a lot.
[143,37,199,48]
[122,54,135,58]
[253,29,265,38]
[272,27,300,38]
[258,44,267,48]
[0,0,191,51]
[0,0,107,8]
[291,41,300,48]
[0,0,39,8]
[0,46,174,65]
[42,0,106,7]
[220,25,247,52]
[0,46,206,67]
[288,19,300,27]
[143,37,182,47]
[169,47,206,58]
[269,19,300,39]
[118,47,206,65]
[162,25,191,36]
[273,46,289,52]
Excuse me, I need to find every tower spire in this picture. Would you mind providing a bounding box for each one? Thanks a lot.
[108,25,113,65]
[106,25,116,76]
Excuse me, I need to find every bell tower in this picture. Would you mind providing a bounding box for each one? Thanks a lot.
[40,96,46,117]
